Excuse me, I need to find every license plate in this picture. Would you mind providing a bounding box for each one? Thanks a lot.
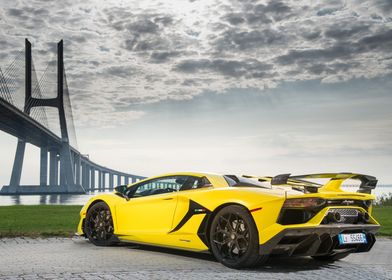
[338,233,367,245]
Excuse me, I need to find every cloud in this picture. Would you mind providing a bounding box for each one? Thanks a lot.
[126,19,160,34]
[7,8,25,17]
[150,51,181,63]
[324,22,370,40]
[358,29,392,52]
[78,110,145,128]
[174,58,273,78]
[316,7,339,17]
[0,0,391,128]
[374,0,392,14]
[214,29,286,51]
[276,44,355,66]
[101,65,138,79]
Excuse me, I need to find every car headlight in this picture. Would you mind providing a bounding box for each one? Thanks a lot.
[283,198,326,208]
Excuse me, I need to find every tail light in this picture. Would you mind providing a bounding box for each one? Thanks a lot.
[283,198,326,208]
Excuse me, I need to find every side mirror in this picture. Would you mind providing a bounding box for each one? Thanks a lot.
[114,185,129,200]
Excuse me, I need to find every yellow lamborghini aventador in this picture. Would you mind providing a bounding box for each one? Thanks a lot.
[77,172,379,268]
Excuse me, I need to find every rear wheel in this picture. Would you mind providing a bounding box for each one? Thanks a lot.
[312,251,351,262]
[84,202,116,246]
[209,205,267,268]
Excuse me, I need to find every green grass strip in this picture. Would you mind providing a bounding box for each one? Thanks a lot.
[0,205,390,238]
[373,206,392,236]
[0,205,82,238]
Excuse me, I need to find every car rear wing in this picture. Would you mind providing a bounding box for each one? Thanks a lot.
[271,173,378,194]
[242,174,322,193]
[243,173,377,194]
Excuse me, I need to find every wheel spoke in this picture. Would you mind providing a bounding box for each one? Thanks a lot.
[234,219,239,233]
[212,229,230,236]
[228,241,235,259]
[219,215,229,230]
[227,214,235,231]
[93,215,99,226]
[213,239,226,245]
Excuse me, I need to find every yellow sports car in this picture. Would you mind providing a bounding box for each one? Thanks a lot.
[77,172,379,268]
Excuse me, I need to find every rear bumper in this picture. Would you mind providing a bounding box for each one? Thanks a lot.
[259,224,379,257]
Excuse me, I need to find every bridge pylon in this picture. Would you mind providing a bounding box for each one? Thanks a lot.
[3,39,85,194]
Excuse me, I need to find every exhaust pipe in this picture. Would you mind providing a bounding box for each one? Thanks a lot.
[358,212,370,223]
[327,211,342,223]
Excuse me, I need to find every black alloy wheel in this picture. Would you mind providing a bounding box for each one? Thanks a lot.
[209,205,268,268]
[85,202,116,246]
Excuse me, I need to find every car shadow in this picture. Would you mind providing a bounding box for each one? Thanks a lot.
[251,256,341,273]
[118,242,340,272]
[119,242,217,262]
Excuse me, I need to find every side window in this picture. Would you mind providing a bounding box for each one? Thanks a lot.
[179,176,212,191]
[131,176,187,198]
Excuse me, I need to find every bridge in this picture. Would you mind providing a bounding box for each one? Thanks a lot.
[0,39,145,194]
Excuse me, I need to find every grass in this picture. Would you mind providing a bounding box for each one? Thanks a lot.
[372,206,392,236]
[0,205,390,238]
[0,205,82,238]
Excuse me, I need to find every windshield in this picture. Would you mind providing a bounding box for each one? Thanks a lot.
[224,175,271,189]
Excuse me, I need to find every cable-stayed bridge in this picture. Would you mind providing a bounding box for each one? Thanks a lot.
[0,39,145,194]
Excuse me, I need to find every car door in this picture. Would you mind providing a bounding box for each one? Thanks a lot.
[115,176,187,244]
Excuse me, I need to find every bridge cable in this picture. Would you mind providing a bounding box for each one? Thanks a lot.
[0,67,14,104]
[2,51,25,110]
[30,59,49,127]
[63,69,78,149]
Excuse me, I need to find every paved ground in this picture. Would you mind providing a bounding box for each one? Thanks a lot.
[0,237,391,280]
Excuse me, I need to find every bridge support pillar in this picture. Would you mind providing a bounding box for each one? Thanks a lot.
[75,154,81,185]
[60,160,65,186]
[102,172,106,190]
[59,142,75,190]
[85,165,90,190]
[109,173,114,190]
[117,174,121,186]
[49,151,58,186]
[90,168,95,190]
[98,170,102,191]
[40,147,48,186]
[9,139,26,190]
[81,162,86,189]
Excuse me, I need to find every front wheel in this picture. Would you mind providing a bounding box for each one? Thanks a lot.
[84,202,116,246]
[209,205,267,268]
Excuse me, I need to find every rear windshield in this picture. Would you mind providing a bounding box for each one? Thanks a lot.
[224,175,271,189]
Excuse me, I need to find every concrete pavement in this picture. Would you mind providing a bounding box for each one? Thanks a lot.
[0,237,391,279]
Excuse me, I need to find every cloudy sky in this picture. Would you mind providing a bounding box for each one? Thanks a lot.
[0,0,392,186]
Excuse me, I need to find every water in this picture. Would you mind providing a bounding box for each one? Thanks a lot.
[0,186,391,206]
[0,192,111,206]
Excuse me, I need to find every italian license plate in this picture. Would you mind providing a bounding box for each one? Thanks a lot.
[338,233,367,245]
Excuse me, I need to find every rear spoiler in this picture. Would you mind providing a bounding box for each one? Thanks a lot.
[270,173,378,194]
[243,174,322,193]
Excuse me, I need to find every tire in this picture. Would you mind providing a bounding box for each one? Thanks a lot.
[209,205,268,269]
[312,251,351,262]
[84,202,117,246]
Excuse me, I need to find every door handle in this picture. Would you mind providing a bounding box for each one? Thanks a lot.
[162,197,173,200]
